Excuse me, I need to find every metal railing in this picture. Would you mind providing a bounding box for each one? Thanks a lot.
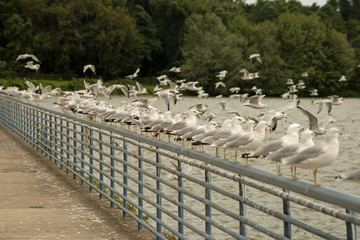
[0,94,359,240]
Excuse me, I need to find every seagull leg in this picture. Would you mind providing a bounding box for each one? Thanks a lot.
[223,149,227,160]
[276,163,283,176]
[313,168,321,186]
[245,154,251,167]
[291,166,298,180]
[235,151,238,163]
[215,147,219,157]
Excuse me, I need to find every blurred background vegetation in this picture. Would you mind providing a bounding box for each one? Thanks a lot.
[0,0,359,97]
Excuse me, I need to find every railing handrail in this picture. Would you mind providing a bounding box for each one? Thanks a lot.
[4,94,359,213]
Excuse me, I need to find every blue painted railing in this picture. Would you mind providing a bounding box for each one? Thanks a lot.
[0,94,359,240]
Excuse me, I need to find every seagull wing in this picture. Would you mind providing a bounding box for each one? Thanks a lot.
[318,114,334,129]
[118,85,129,98]
[297,105,320,132]
[29,54,40,63]
[317,101,324,114]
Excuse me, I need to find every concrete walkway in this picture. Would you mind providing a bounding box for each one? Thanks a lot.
[0,123,154,240]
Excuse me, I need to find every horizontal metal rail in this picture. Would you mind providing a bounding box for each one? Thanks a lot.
[0,94,359,240]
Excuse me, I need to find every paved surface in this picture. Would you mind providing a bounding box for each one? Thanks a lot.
[0,123,154,240]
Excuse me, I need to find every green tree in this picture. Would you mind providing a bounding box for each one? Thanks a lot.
[181,13,246,95]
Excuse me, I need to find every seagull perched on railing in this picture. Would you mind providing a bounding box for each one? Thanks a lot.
[281,128,341,186]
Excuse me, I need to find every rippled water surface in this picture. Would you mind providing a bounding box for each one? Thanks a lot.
[37,95,360,239]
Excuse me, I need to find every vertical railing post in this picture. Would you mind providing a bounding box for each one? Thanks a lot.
[99,132,104,199]
[138,145,143,230]
[31,108,35,147]
[156,147,162,239]
[41,111,44,154]
[66,121,70,174]
[89,128,94,192]
[123,140,128,218]
[48,114,53,161]
[110,135,115,208]
[239,177,246,236]
[44,112,49,156]
[346,209,357,240]
[205,166,212,236]
[54,116,58,164]
[178,159,184,235]
[80,125,85,185]
[36,109,40,150]
[283,189,292,239]
[73,122,77,179]
[60,118,64,169]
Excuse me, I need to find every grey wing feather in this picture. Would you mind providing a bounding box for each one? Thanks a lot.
[267,145,299,162]
[297,105,320,132]
[284,146,324,165]
[253,139,283,157]
[318,114,334,129]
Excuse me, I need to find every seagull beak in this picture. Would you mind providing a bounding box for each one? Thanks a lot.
[300,127,305,131]
[339,131,343,135]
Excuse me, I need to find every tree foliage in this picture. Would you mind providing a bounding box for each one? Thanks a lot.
[0,0,359,96]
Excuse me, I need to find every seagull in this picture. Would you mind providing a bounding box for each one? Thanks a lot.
[335,169,360,182]
[254,102,296,131]
[125,67,140,79]
[216,70,228,81]
[219,101,227,111]
[222,121,269,166]
[296,104,334,135]
[301,72,308,77]
[169,66,181,73]
[229,87,241,94]
[156,89,177,111]
[215,81,226,88]
[240,68,253,80]
[297,80,306,89]
[338,75,347,82]
[309,89,318,96]
[311,99,332,114]
[267,129,315,176]
[24,61,40,72]
[289,85,298,93]
[188,103,208,114]
[286,79,294,85]
[251,123,303,159]
[25,79,39,93]
[249,53,262,64]
[281,128,341,186]
[83,64,96,75]
[243,95,268,109]
[328,95,344,105]
[15,53,41,63]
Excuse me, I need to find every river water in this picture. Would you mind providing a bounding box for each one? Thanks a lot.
[36,94,360,239]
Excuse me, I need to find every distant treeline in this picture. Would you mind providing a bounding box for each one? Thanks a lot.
[0,0,359,97]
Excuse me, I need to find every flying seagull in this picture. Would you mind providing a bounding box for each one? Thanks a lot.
[15,54,41,63]
[296,104,334,135]
[83,64,96,75]
[125,67,140,79]
[249,53,262,64]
